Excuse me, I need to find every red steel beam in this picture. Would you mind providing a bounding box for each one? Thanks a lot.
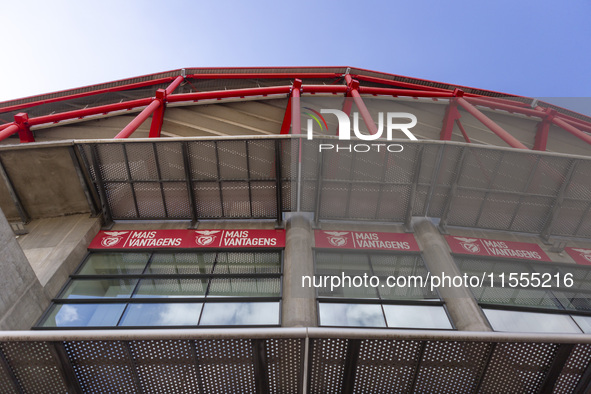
[149,76,185,138]
[114,100,161,139]
[0,124,19,141]
[0,77,175,114]
[552,117,591,146]
[29,98,153,126]
[168,86,291,103]
[14,113,34,143]
[457,97,528,150]
[280,79,302,135]
[187,72,341,80]
[464,97,543,118]
[353,74,450,93]
[149,90,167,138]
[440,100,460,140]
[533,108,555,151]
[358,86,454,98]
[345,75,378,135]
[301,85,348,94]
[291,81,301,135]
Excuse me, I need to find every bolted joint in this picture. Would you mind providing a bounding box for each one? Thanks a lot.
[452,88,465,97]
[13,113,34,143]
[155,88,167,102]
[291,78,302,94]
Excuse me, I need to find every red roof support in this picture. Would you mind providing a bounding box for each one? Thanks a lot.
[280,79,302,135]
[533,108,555,151]
[457,96,528,150]
[0,124,19,142]
[14,113,34,143]
[148,75,185,138]
[552,117,591,146]
[345,75,378,135]
[291,80,302,135]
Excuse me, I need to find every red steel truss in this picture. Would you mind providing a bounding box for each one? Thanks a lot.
[0,68,590,150]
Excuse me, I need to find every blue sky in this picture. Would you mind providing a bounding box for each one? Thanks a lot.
[0,0,589,103]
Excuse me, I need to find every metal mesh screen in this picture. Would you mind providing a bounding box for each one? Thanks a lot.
[78,138,591,238]
[0,335,586,393]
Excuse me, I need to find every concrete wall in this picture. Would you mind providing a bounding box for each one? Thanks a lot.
[0,208,51,330]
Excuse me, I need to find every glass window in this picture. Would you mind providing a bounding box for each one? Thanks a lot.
[37,250,282,329]
[59,279,138,299]
[77,253,150,275]
[383,305,452,329]
[119,303,203,326]
[315,251,451,329]
[572,315,591,334]
[39,304,126,327]
[318,303,385,327]
[483,309,582,333]
[133,279,208,298]
[455,256,591,333]
[200,302,280,325]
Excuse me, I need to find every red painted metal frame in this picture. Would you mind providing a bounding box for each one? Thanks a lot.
[280,79,302,135]
[457,97,528,149]
[0,68,590,150]
[148,76,185,138]
[344,75,378,135]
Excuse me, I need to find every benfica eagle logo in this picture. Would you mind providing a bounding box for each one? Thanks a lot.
[454,237,480,253]
[325,231,349,247]
[195,230,220,246]
[101,231,128,247]
[573,249,591,263]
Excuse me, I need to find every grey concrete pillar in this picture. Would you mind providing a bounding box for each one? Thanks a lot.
[0,208,51,330]
[412,217,491,331]
[282,213,316,327]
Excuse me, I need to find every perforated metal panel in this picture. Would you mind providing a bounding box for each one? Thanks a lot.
[79,138,591,239]
[0,342,69,393]
[0,334,587,393]
[413,341,490,393]
[553,344,591,393]
[352,339,422,393]
[308,338,348,393]
[478,342,557,393]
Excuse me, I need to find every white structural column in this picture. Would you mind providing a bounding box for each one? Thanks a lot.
[0,208,51,329]
[282,213,317,327]
[412,217,492,331]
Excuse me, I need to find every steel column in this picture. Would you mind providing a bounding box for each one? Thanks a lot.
[457,97,529,149]
[148,89,167,138]
[534,109,556,151]
[149,75,185,138]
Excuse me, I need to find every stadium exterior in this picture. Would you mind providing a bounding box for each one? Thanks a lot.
[0,67,590,392]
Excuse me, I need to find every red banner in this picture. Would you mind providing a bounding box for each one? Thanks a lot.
[565,247,591,266]
[445,236,551,261]
[314,230,419,251]
[89,229,285,249]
